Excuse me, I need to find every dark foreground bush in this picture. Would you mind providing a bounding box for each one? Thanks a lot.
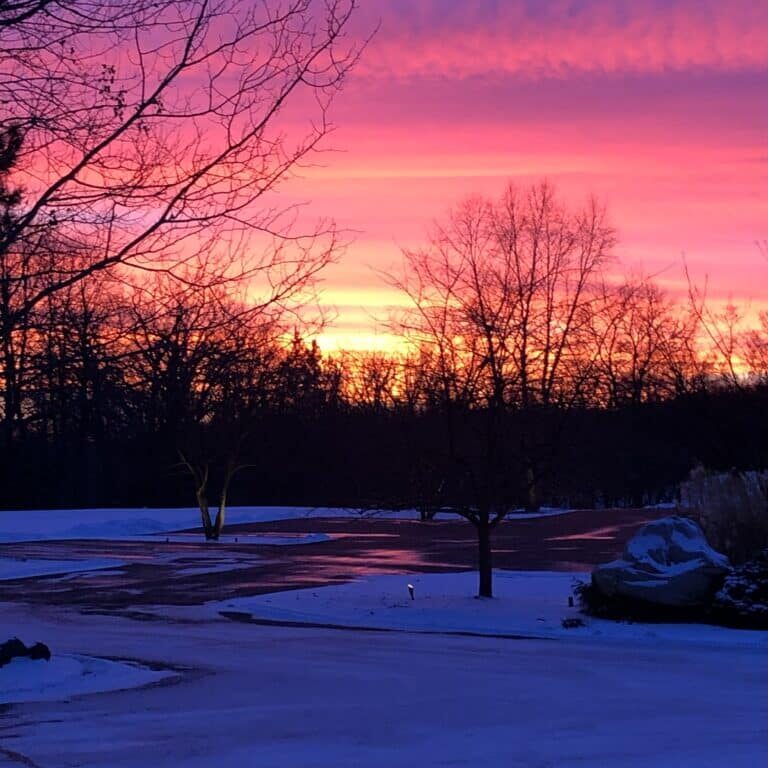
[712,550,768,629]
[573,579,714,624]
[0,638,51,667]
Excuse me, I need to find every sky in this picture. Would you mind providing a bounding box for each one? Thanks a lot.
[283,0,768,351]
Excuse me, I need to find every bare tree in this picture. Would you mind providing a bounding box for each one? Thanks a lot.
[339,350,403,412]
[741,242,768,382]
[392,182,614,597]
[123,270,279,539]
[0,1,54,27]
[743,313,768,382]
[591,278,704,407]
[684,263,750,388]
[0,0,362,343]
[111,260,352,539]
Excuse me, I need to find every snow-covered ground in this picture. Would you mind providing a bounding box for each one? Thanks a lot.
[0,556,124,581]
[0,505,573,542]
[1,506,765,767]
[1,588,765,768]
[205,570,768,648]
[0,506,339,541]
[1,653,174,705]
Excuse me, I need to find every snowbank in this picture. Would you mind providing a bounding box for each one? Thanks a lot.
[208,570,768,648]
[0,653,175,705]
[0,507,326,541]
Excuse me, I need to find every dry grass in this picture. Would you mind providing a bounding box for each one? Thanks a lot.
[680,466,768,564]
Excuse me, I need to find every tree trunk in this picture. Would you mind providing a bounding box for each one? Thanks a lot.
[1,337,18,448]
[525,464,540,513]
[477,520,493,598]
[212,489,226,540]
[197,491,214,540]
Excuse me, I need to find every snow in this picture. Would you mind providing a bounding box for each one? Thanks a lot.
[0,507,325,541]
[645,501,678,509]
[206,570,768,648]
[497,505,576,519]
[0,597,765,768]
[624,519,728,569]
[0,653,174,705]
[0,557,124,581]
[122,531,331,545]
[1,507,764,767]
[0,505,574,542]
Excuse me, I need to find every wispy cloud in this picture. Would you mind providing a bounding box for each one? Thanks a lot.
[353,1,768,79]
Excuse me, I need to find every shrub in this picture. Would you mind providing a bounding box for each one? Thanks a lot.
[679,466,768,564]
[0,638,51,667]
[712,549,768,629]
[572,579,712,623]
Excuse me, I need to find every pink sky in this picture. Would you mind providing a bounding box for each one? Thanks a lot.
[283,1,768,350]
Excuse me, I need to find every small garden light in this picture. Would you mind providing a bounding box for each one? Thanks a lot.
[407,583,415,600]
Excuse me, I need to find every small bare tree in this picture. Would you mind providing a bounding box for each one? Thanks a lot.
[123,271,280,539]
[177,437,251,541]
[393,182,614,597]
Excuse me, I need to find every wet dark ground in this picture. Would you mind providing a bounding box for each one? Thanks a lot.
[0,508,669,611]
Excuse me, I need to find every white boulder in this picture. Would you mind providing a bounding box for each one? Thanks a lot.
[592,516,730,607]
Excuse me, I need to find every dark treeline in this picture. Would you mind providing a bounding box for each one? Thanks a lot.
[2,279,767,513]
[2,180,768,517]
[4,374,768,514]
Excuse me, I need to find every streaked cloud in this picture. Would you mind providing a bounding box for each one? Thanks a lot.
[354,1,768,79]
[286,1,768,350]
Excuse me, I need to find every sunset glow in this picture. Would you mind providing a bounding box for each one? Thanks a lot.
[285,0,768,351]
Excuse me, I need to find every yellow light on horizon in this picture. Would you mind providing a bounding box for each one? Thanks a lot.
[312,330,409,354]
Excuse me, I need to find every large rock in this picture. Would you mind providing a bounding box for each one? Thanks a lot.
[712,549,768,628]
[592,516,730,607]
